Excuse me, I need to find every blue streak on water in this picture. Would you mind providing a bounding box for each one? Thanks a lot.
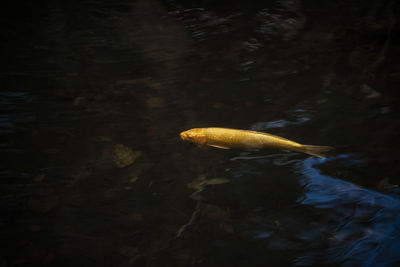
[254,231,273,239]
[251,108,312,130]
[294,155,400,266]
[0,92,34,134]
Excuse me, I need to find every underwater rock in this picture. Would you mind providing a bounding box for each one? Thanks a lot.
[68,169,92,187]
[28,225,41,232]
[112,144,141,168]
[27,186,59,213]
[118,246,138,258]
[128,213,144,222]
[202,204,230,221]
[145,96,166,109]
[220,222,234,233]
[73,96,86,106]
[33,173,46,182]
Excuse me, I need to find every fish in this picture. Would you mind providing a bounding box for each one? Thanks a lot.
[180,127,333,158]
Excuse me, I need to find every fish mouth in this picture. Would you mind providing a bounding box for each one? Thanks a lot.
[180,131,187,141]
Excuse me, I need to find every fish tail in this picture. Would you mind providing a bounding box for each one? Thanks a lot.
[300,145,334,158]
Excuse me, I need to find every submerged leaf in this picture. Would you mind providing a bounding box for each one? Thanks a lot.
[205,178,230,185]
[33,173,46,182]
[187,176,206,191]
[94,136,112,142]
[129,176,139,183]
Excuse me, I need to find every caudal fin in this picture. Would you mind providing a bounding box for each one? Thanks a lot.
[300,145,334,158]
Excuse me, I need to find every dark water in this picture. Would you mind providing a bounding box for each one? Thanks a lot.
[2,0,400,266]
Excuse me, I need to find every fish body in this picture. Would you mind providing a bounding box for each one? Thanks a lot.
[180,127,332,158]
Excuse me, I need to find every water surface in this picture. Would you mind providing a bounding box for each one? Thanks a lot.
[1,0,400,266]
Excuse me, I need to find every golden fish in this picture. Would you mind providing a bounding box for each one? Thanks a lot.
[180,127,333,158]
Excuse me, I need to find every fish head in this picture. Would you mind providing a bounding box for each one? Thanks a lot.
[180,128,206,145]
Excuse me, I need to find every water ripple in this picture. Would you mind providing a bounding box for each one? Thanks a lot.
[295,155,400,266]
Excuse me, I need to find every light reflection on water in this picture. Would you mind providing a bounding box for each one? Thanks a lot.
[251,108,313,130]
[295,155,400,266]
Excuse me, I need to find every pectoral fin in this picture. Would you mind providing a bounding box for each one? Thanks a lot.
[208,144,230,149]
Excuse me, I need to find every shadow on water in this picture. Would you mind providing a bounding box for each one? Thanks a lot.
[295,155,400,266]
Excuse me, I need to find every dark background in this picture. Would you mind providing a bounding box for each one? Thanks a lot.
[1,0,400,266]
